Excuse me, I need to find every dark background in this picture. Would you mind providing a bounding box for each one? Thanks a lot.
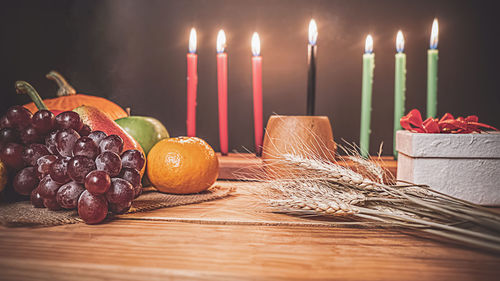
[1,0,499,155]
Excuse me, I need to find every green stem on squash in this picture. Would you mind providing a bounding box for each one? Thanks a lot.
[15,81,48,110]
[46,70,77,97]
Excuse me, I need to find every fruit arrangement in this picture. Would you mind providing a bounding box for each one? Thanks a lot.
[0,81,145,224]
[1,76,221,225]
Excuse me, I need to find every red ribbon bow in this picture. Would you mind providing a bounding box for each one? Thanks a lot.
[400,109,498,134]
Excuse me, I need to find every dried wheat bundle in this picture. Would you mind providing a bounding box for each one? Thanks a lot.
[237,120,500,253]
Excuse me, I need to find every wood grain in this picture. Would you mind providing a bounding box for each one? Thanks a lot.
[0,181,499,281]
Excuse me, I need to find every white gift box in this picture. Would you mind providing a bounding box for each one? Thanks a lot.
[396,130,500,206]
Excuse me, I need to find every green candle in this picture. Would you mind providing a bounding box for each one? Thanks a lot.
[393,31,406,158]
[427,19,439,118]
[360,35,375,158]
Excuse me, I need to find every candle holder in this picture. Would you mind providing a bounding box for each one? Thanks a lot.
[262,115,337,177]
[216,115,398,180]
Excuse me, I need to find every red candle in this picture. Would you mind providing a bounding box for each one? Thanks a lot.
[251,32,263,156]
[216,30,228,155]
[186,28,198,137]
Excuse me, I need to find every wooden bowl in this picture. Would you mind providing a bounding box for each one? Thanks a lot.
[262,115,336,177]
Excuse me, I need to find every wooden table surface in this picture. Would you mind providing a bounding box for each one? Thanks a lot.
[1,181,499,281]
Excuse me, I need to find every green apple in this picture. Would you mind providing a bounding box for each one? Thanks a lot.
[115,116,169,155]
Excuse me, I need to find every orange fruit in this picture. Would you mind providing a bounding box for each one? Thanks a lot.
[147,137,219,194]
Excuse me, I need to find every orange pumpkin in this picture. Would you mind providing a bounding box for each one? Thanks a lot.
[23,71,127,120]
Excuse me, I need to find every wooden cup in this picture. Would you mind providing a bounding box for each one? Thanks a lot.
[262,115,337,177]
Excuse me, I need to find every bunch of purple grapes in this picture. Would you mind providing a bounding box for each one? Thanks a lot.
[0,106,145,224]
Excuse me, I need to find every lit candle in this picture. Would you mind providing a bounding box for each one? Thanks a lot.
[306,19,318,116]
[186,28,198,137]
[360,35,375,158]
[251,32,263,156]
[216,29,228,155]
[427,19,439,118]
[393,30,406,158]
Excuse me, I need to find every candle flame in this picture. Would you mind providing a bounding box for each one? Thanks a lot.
[430,18,439,49]
[189,28,197,53]
[365,35,373,54]
[251,32,260,56]
[396,30,405,53]
[308,19,318,45]
[216,29,226,53]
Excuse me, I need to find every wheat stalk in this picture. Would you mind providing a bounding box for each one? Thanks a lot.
[236,123,500,253]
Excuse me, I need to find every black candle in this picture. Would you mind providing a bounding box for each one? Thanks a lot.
[307,19,318,116]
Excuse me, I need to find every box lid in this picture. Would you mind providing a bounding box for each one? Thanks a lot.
[396,130,500,158]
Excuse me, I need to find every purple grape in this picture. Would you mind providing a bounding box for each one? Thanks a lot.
[79,124,91,137]
[31,187,45,208]
[0,142,25,170]
[43,197,62,211]
[106,178,134,205]
[55,128,80,157]
[38,174,62,198]
[56,181,85,209]
[45,130,59,154]
[84,170,111,195]
[0,115,13,129]
[134,184,142,198]
[20,125,41,144]
[119,168,140,190]
[78,190,108,224]
[13,167,39,195]
[35,154,58,179]
[1,179,26,202]
[5,105,32,129]
[32,110,55,135]
[95,151,122,177]
[0,128,20,144]
[134,183,142,199]
[22,143,50,166]
[67,155,96,183]
[109,201,132,214]
[121,149,145,171]
[49,157,70,184]
[88,131,107,147]
[73,136,99,159]
[55,111,83,131]
[99,135,123,154]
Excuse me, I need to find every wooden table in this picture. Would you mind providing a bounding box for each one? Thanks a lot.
[1,181,499,280]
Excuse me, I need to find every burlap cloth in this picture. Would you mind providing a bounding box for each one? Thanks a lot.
[0,185,234,227]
